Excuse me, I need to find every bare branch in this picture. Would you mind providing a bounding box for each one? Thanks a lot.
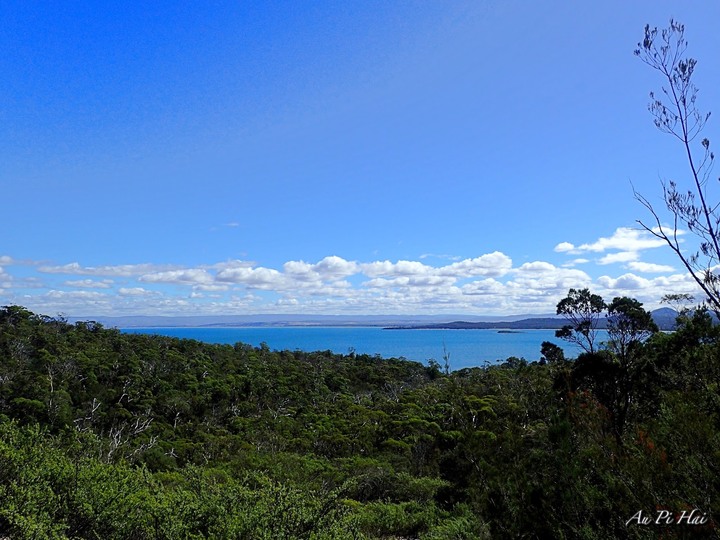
[635,21,720,315]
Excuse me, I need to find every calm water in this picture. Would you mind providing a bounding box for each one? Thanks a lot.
[121,327,583,370]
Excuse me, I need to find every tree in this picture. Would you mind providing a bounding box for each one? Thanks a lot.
[555,292,659,441]
[555,288,606,353]
[605,297,659,440]
[660,292,695,327]
[540,341,565,364]
[633,21,719,314]
[606,297,658,361]
[660,292,695,312]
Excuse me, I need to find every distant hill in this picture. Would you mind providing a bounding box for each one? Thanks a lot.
[67,312,557,329]
[387,307,680,332]
[387,318,565,330]
[68,308,682,331]
[649,307,681,330]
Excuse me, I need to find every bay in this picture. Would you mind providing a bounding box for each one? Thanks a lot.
[121,327,583,370]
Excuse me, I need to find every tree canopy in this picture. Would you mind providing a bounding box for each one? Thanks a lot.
[634,20,720,315]
[0,303,718,538]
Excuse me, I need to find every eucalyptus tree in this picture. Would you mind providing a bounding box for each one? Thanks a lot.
[634,21,719,314]
[606,296,658,361]
[555,288,606,354]
[555,290,660,440]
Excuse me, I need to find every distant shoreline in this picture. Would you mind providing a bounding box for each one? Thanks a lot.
[74,308,677,332]
[385,318,574,331]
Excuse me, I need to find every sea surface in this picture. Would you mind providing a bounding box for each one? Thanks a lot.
[120,327,584,370]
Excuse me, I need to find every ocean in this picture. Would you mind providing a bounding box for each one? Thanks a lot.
[120,327,583,370]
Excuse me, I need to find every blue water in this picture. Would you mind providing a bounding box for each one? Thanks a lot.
[121,327,582,370]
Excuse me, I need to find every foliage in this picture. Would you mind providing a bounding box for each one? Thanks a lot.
[634,20,720,315]
[1,302,719,538]
[555,288,606,353]
[607,296,659,360]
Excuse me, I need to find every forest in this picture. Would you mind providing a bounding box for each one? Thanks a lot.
[2,19,719,540]
[0,294,719,539]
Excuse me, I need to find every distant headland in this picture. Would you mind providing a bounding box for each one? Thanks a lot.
[69,308,679,331]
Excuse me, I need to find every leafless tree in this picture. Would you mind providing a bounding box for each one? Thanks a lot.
[634,20,719,314]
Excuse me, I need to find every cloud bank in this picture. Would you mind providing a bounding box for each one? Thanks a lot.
[2,236,700,316]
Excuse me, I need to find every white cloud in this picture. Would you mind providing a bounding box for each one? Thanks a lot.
[216,266,285,289]
[207,260,255,271]
[301,281,355,297]
[364,275,456,289]
[64,279,114,289]
[461,278,506,296]
[39,262,179,276]
[515,261,556,273]
[596,272,697,303]
[511,262,592,292]
[314,255,360,277]
[45,290,108,300]
[362,252,512,279]
[0,267,10,289]
[438,252,512,278]
[2,276,46,290]
[193,283,231,292]
[597,273,650,291]
[284,256,360,281]
[557,228,679,272]
[40,262,93,274]
[21,290,112,317]
[576,227,667,253]
[419,253,463,261]
[598,251,639,265]
[139,269,214,285]
[627,261,675,273]
[361,259,432,277]
[561,258,590,267]
[118,287,156,297]
[554,242,577,253]
[555,228,673,268]
[356,261,594,314]
[11,246,707,316]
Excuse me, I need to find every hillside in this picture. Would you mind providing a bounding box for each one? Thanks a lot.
[1,305,719,538]
[67,313,556,328]
[388,308,679,331]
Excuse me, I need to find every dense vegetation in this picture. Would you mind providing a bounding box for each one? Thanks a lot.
[1,301,719,539]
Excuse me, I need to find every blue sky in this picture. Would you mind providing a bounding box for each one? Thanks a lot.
[2,1,720,317]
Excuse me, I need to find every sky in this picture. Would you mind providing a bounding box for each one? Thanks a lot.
[2,1,720,317]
